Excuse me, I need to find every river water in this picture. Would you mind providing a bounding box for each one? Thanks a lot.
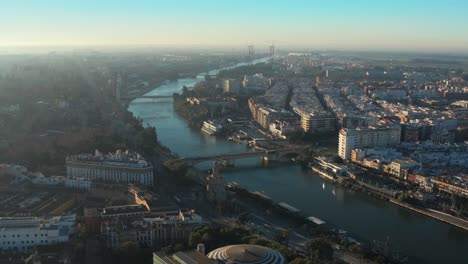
[128,59,468,264]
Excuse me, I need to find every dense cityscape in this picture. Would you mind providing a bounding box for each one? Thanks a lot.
[1,1,468,264]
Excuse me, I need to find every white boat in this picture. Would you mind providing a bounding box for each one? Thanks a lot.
[201,120,223,135]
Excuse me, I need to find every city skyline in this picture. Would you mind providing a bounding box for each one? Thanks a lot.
[2,0,468,52]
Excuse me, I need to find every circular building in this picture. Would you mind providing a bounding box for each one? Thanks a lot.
[207,244,286,264]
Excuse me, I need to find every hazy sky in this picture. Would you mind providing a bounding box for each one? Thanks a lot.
[2,0,468,52]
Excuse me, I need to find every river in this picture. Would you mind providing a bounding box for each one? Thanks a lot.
[128,58,468,264]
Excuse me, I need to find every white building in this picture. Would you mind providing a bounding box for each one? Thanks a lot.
[66,150,154,186]
[223,79,240,94]
[0,215,76,252]
[339,126,401,160]
[64,177,92,190]
[269,121,295,139]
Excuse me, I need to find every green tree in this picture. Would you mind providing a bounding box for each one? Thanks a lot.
[463,74,468,81]
[173,243,186,252]
[119,241,140,259]
[305,238,334,261]
[236,211,249,225]
[289,258,311,264]
[163,160,188,178]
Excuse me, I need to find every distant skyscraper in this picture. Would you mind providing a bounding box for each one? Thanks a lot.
[116,73,123,101]
[248,45,254,56]
[222,79,239,94]
[269,45,275,60]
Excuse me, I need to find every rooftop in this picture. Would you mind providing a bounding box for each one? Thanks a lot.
[98,204,148,216]
[66,149,152,169]
[207,244,285,264]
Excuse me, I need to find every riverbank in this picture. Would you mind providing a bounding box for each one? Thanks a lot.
[390,199,468,231]
[310,164,468,232]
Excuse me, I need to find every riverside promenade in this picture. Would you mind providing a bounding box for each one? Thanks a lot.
[390,199,468,231]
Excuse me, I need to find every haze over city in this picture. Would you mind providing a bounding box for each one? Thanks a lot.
[1,0,468,52]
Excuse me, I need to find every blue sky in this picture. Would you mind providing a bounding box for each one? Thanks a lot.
[1,0,468,51]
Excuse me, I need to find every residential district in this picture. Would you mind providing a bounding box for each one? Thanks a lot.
[0,50,467,264]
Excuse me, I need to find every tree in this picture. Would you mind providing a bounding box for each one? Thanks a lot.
[236,211,249,225]
[289,258,315,264]
[348,243,364,254]
[463,74,468,82]
[305,238,334,261]
[188,231,202,247]
[182,85,189,96]
[173,243,186,252]
[163,160,188,178]
[274,230,290,246]
[119,241,140,258]
[397,193,410,203]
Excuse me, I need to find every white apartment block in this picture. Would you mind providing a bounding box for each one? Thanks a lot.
[66,150,154,186]
[64,177,93,190]
[0,215,76,252]
[339,126,401,160]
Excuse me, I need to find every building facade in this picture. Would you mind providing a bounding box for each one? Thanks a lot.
[338,126,401,160]
[66,150,154,186]
[64,177,93,190]
[300,112,335,132]
[101,210,202,249]
[0,215,76,252]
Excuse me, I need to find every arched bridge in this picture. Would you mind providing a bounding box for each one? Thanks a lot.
[177,147,308,166]
[121,95,174,101]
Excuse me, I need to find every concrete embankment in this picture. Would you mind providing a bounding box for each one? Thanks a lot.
[390,199,468,231]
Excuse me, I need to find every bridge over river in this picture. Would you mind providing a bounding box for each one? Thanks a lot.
[177,147,308,166]
[121,95,174,101]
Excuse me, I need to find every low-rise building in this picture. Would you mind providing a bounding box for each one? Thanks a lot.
[269,120,296,139]
[64,177,92,190]
[0,215,76,252]
[101,209,202,248]
[386,159,420,179]
[431,176,468,197]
